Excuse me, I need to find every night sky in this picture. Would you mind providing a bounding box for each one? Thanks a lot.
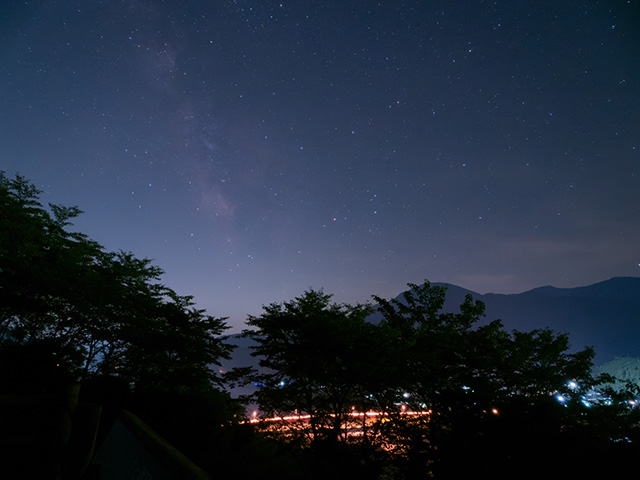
[2,1,639,332]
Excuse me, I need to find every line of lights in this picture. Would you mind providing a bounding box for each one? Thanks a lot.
[245,408,438,424]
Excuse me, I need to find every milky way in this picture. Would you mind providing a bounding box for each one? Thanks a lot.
[2,1,638,331]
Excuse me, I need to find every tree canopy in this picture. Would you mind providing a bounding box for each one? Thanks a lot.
[243,289,375,443]
[0,172,232,394]
[241,282,638,478]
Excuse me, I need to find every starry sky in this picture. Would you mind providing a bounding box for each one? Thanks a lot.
[2,1,639,332]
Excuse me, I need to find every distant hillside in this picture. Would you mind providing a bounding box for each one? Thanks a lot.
[390,277,640,364]
[220,277,640,392]
[595,357,640,389]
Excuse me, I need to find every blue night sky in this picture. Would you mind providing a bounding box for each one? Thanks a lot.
[2,1,639,331]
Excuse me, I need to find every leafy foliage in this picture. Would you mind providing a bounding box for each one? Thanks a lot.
[243,289,374,443]
[0,172,232,394]
[242,281,639,478]
[374,282,597,414]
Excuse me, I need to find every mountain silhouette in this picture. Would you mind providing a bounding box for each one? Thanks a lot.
[420,277,640,364]
[221,277,640,389]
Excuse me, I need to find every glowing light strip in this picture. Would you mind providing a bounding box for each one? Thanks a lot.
[244,409,433,424]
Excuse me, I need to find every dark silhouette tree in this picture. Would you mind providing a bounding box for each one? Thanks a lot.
[242,289,375,445]
[373,281,597,409]
[0,172,232,394]
[242,281,634,479]
[373,281,624,478]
